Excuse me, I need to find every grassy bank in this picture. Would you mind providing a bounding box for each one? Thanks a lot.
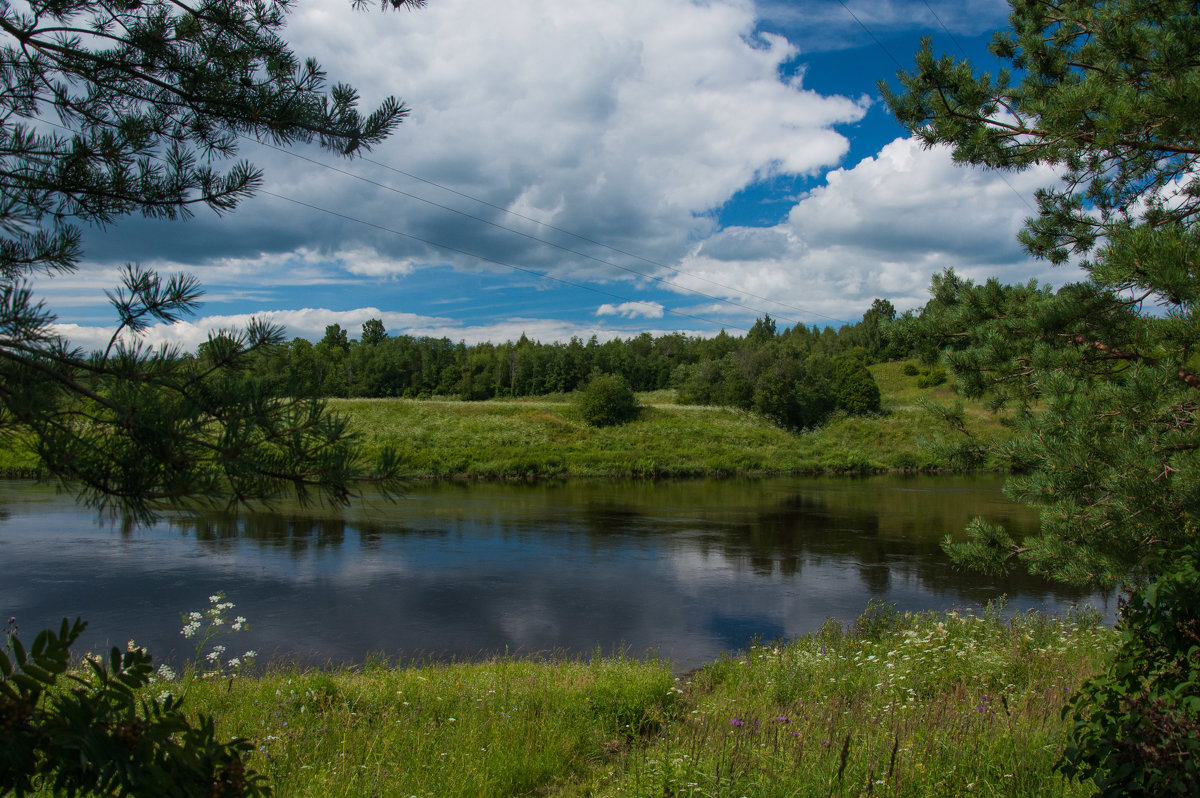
[161,603,1109,797]
[0,362,1011,480]
[336,362,1012,479]
[0,429,38,477]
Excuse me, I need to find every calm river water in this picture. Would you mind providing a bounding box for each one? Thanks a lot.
[0,475,1107,671]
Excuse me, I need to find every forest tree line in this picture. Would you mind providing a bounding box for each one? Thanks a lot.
[196,299,903,430]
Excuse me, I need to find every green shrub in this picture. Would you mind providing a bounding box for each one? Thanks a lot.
[0,618,268,797]
[850,598,906,641]
[916,366,948,388]
[1058,541,1200,796]
[902,362,920,376]
[579,374,640,427]
[831,352,882,414]
[751,365,833,431]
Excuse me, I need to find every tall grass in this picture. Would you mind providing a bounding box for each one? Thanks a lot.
[0,430,39,476]
[588,602,1111,798]
[152,603,1111,797]
[177,654,676,797]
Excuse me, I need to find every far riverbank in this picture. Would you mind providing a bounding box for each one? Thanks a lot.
[0,362,1013,479]
[336,361,1013,479]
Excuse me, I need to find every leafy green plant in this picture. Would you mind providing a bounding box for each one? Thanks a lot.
[1058,539,1200,796]
[579,374,640,427]
[0,617,268,796]
[915,366,947,389]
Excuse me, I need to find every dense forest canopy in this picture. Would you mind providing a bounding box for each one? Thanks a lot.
[196,303,898,429]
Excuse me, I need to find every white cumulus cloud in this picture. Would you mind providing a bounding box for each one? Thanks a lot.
[596,301,665,319]
[664,137,1081,325]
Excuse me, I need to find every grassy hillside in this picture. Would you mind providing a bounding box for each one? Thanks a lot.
[335,361,1013,479]
[0,362,1014,480]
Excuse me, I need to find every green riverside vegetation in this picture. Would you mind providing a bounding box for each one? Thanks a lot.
[330,361,1012,479]
[0,362,1014,480]
[88,601,1109,798]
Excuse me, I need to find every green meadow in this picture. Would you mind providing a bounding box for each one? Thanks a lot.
[0,362,1007,480]
[153,602,1109,797]
[334,362,1012,480]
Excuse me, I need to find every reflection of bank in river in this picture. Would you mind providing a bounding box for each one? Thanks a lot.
[0,475,1106,672]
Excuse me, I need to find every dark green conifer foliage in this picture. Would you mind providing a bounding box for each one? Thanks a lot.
[886,3,1200,791]
[0,0,426,519]
[884,0,1200,590]
[2,1,428,793]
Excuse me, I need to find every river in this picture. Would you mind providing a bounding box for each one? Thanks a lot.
[0,475,1107,671]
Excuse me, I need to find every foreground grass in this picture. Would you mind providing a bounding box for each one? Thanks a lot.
[178,654,676,797]
[590,604,1109,798]
[335,362,1013,479]
[166,604,1110,797]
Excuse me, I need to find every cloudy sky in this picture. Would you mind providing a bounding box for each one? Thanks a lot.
[41,0,1077,351]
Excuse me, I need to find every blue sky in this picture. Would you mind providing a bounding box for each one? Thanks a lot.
[40,0,1079,351]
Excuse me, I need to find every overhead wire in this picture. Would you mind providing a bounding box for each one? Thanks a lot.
[859,0,1037,214]
[352,151,853,324]
[252,138,840,327]
[38,8,1033,336]
[919,0,970,58]
[834,0,905,70]
[27,113,837,332]
[255,190,738,331]
[17,3,1054,340]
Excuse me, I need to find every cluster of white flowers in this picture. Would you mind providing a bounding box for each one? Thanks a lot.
[178,592,258,679]
[181,611,203,639]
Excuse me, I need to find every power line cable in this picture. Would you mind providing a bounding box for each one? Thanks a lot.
[258,190,738,330]
[914,1,1038,214]
[835,0,904,70]
[252,139,834,327]
[355,153,852,323]
[29,113,849,332]
[836,0,1038,215]
[249,136,852,325]
[920,0,970,59]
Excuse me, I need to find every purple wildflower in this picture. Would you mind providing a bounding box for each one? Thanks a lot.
[729,718,745,727]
